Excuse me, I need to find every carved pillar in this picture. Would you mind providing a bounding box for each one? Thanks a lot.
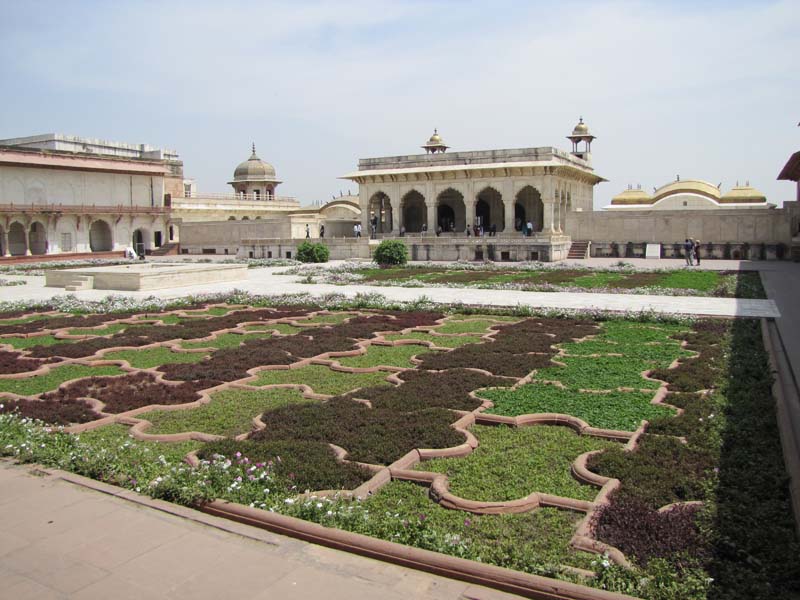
[24,227,31,256]
[464,199,476,232]
[390,197,400,234]
[426,200,436,236]
[2,230,8,257]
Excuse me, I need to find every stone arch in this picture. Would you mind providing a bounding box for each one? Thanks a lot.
[515,186,544,233]
[401,190,426,233]
[368,191,392,234]
[476,186,504,232]
[436,188,465,232]
[28,221,47,255]
[8,222,27,256]
[89,219,113,252]
[228,216,236,220]
[242,216,250,220]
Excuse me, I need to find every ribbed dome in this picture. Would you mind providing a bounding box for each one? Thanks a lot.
[232,145,277,182]
[652,179,721,202]
[720,183,767,204]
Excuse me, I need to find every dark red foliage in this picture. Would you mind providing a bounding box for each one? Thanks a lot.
[416,318,597,377]
[0,313,136,336]
[0,350,61,375]
[41,372,207,413]
[592,491,706,566]
[352,368,514,412]
[0,398,100,425]
[25,308,314,359]
[197,439,373,492]
[251,398,464,465]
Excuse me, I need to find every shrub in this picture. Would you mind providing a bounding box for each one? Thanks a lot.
[296,241,330,263]
[372,240,408,266]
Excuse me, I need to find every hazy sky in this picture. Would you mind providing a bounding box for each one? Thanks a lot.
[1,0,798,207]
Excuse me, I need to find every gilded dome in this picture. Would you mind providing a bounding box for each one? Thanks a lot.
[232,144,277,182]
[572,117,590,135]
[421,129,449,153]
[720,183,767,204]
[611,188,653,205]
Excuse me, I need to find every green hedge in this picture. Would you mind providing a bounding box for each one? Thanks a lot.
[372,240,408,266]
[296,241,330,263]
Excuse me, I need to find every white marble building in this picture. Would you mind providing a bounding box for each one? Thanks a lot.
[0,135,180,256]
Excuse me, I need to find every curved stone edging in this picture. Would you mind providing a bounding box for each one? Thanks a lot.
[199,499,639,600]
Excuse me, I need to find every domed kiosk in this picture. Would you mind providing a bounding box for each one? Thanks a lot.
[228,144,282,200]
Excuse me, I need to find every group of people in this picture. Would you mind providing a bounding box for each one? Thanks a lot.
[464,224,497,237]
[683,238,703,266]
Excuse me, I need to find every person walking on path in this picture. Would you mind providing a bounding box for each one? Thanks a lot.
[684,239,694,266]
[319,224,325,238]
[305,224,310,239]
[694,239,701,265]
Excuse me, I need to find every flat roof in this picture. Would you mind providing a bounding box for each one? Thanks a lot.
[0,147,170,175]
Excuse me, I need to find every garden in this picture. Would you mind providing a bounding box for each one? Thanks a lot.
[283,261,766,298]
[0,293,796,600]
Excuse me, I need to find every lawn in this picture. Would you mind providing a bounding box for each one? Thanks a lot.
[308,265,766,298]
[249,364,391,395]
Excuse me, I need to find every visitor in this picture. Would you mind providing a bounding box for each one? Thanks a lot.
[125,246,137,259]
[422,223,428,234]
[319,224,325,238]
[436,226,442,237]
[490,223,497,237]
[305,224,310,239]
[466,225,471,237]
[399,226,405,237]
[371,215,378,239]
[694,239,701,266]
[526,221,534,237]
[683,239,694,266]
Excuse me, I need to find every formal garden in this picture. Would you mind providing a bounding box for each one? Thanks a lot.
[284,261,766,298]
[0,292,797,599]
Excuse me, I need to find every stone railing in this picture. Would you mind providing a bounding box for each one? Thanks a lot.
[0,203,170,215]
[180,192,298,204]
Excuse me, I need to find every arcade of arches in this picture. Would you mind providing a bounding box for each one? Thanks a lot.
[368,185,561,235]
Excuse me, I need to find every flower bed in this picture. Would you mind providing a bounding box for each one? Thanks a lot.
[0,297,796,600]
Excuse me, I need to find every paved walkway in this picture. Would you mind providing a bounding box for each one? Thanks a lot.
[0,260,781,318]
[0,463,521,600]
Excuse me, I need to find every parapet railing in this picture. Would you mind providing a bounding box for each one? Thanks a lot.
[0,203,170,215]
[179,193,298,203]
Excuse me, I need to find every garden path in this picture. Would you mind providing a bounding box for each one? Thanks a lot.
[0,463,521,600]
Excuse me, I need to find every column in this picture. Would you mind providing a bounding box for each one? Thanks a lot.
[554,197,562,233]
[24,227,31,255]
[2,230,9,257]
[390,197,401,235]
[426,200,436,236]
[464,199,476,233]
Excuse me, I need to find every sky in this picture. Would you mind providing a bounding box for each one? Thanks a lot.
[1,0,798,208]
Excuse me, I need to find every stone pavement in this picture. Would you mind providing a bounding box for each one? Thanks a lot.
[0,463,522,600]
[0,259,781,318]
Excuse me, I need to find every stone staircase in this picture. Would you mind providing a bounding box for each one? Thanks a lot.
[567,240,590,260]
[64,275,94,291]
[150,243,179,256]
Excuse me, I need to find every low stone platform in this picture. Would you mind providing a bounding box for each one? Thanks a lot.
[45,263,248,291]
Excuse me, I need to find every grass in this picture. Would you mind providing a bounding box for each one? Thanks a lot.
[66,323,131,336]
[103,347,210,369]
[0,335,67,349]
[80,423,201,459]
[569,272,627,288]
[181,306,239,317]
[244,323,301,335]
[249,364,391,396]
[0,314,64,325]
[381,331,484,348]
[335,344,436,369]
[418,424,618,502]
[278,480,596,574]
[481,384,673,430]
[0,364,125,396]
[141,388,315,438]
[657,270,720,291]
[179,332,272,350]
[535,356,661,390]
[299,313,354,325]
